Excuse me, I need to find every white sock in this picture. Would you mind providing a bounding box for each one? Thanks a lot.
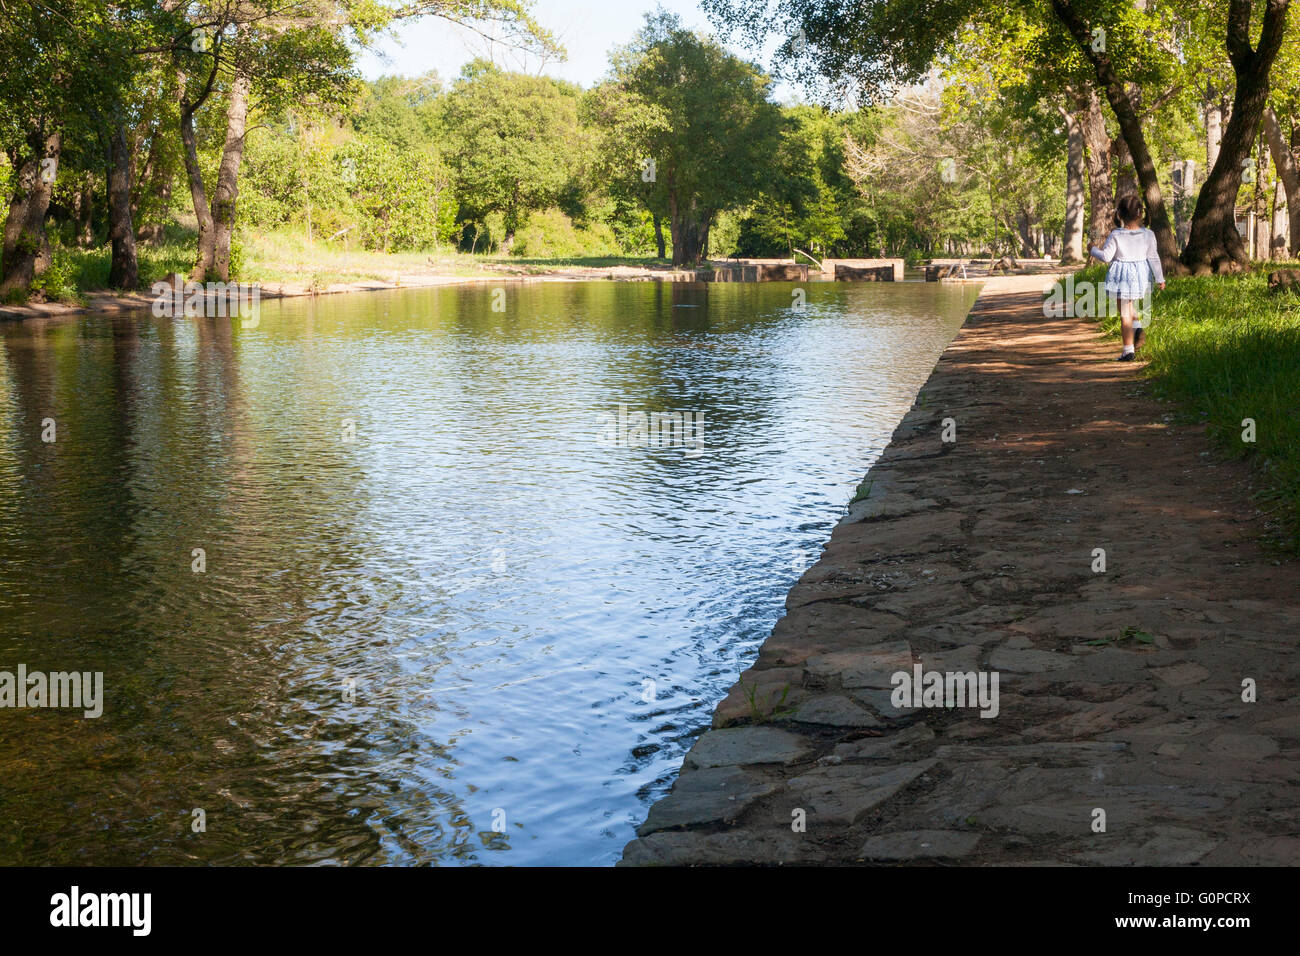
[1122,345,1135,355]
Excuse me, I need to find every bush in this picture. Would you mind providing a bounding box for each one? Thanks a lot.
[228,233,246,280]
[28,245,82,302]
[333,138,459,252]
[511,208,619,259]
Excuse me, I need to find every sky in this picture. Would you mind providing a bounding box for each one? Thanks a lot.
[356,0,786,92]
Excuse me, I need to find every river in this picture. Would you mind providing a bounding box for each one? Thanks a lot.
[0,279,978,865]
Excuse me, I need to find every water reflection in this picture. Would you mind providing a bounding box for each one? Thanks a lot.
[0,280,978,865]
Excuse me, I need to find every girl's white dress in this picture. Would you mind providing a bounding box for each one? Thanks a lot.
[1090,227,1164,300]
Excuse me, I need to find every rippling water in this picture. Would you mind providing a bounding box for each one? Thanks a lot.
[0,279,978,865]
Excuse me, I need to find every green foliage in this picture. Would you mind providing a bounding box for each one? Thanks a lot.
[228,232,246,279]
[12,0,1284,290]
[438,61,583,237]
[335,137,459,251]
[240,125,310,230]
[349,72,444,152]
[601,12,787,264]
[27,243,84,303]
[733,105,855,257]
[241,119,458,252]
[511,208,620,259]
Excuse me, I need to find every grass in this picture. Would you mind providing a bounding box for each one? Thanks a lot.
[738,678,792,723]
[8,225,198,305]
[239,228,488,286]
[1086,625,1156,647]
[497,255,672,271]
[1077,260,1300,552]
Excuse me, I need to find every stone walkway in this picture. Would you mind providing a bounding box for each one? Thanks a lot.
[620,275,1300,866]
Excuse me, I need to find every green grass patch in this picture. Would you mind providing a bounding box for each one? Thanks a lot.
[1086,625,1156,647]
[488,255,672,270]
[21,226,197,301]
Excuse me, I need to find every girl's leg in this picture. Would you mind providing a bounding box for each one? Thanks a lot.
[1120,299,1135,351]
[1134,289,1149,348]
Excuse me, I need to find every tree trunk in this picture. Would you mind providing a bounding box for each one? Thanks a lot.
[0,127,61,296]
[1263,105,1300,256]
[177,56,230,282]
[1253,126,1268,258]
[1050,0,1181,274]
[653,213,666,259]
[1078,89,1115,243]
[1062,108,1086,262]
[180,95,217,281]
[1272,178,1288,258]
[108,122,139,289]
[210,73,251,282]
[1015,208,1036,257]
[1181,0,1291,274]
[669,194,710,267]
[2,149,26,262]
[1205,85,1226,170]
[1111,136,1138,199]
[76,173,96,246]
[132,122,168,243]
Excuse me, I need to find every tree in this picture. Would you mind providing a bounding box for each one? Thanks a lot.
[171,1,360,281]
[170,0,557,280]
[0,0,131,294]
[705,0,1292,274]
[438,61,582,251]
[1180,0,1291,272]
[732,105,857,259]
[336,137,459,250]
[1045,0,1187,272]
[581,82,673,258]
[597,12,785,266]
[1263,105,1300,256]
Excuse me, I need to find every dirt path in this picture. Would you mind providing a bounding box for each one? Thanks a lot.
[621,275,1300,866]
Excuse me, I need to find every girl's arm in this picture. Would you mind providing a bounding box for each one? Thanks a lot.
[1147,231,1165,285]
[1090,230,1117,263]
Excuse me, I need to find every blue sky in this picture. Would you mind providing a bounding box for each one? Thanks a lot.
[357,0,784,91]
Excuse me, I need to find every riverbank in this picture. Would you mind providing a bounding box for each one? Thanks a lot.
[0,230,1051,322]
[620,274,1300,866]
[0,258,696,322]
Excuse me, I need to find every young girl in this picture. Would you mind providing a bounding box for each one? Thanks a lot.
[1089,194,1166,361]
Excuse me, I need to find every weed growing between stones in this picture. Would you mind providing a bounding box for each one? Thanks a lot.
[739,679,792,723]
[1085,625,1156,648]
[850,478,874,504]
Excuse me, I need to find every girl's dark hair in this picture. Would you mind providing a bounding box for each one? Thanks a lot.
[1114,194,1146,228]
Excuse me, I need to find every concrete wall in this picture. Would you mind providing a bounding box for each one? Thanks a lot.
[821,258,905,281]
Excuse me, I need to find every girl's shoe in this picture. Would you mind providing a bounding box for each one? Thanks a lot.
[1117,351,1135,362]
